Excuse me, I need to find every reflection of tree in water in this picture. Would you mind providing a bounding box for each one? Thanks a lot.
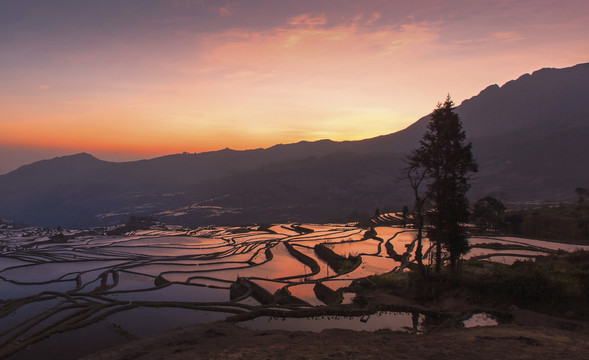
[0,224,373,357]
[0,222,571,358]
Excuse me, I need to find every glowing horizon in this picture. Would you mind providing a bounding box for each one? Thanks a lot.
[1,0,588,173]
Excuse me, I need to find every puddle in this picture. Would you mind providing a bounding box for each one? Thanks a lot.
[463,313,498,328]
[238,311,498,333]
[237,311,424,332]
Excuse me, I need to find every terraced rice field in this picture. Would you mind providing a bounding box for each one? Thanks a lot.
[1,223,587,359]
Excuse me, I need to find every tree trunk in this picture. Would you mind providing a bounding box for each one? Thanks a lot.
[435,240,442,273]
[415,211,425,274]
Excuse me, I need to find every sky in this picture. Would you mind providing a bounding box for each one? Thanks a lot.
[1,0,588,174]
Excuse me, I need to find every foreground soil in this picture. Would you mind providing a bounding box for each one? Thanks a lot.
[84,320,589,360]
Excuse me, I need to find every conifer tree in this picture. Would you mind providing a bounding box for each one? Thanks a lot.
[409,96,478,273]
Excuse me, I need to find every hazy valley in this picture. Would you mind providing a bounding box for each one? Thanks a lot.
[1,63,588,228]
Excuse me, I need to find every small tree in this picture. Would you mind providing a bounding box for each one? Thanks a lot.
[409,96,478,273]
[578,217,589,241]
[575,187,587,204]
[472,196,506,232]
[401,205,410,228]
[402,161,428,273]
[503,213,524,234]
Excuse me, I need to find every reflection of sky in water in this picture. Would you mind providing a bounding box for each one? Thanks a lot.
[383,230,417,253]
[240,311,498,332]
[249,278,287,293]
[290,246,331,279]
[471,236,589,252]
[107,270,156,292]
[463,313,498,328]
[287,229,363,244]
[105,245,229,257]
[107,307,228,337]
[466,248,547,259]
[269,225,300,236]
[286,283,324,306]
[0,256,33,269]
[132,262,248,279]
[108,283,229,302]
[327,239,382,257]
[322,279,353,290]
[0,224,571,359]
[191,242,312,281]
[1,298,63,328]
[115,236,218,246]
[238,312,422,332]
[0,279,76,300]
[0,260,126,282]
[359,255,402,274]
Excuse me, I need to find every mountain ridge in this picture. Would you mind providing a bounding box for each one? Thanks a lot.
[2,62,588,227]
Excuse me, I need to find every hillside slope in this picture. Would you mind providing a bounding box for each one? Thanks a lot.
[1,63,588,227]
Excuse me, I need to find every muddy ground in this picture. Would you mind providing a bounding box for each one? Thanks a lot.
[85,310,589,360]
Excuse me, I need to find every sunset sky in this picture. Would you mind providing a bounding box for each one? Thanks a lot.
[1,0,588,173]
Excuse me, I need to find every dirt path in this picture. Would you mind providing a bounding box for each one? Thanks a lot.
[84,321,589,360]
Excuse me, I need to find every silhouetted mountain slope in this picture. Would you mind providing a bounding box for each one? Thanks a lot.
[1,62,588,227]
[472,125,589,200]
[3,153,107,186]
[459,62,589,138]
[169,152,407,226]
[363,62,589,150]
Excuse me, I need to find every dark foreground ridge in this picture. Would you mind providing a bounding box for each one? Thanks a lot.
[84,321,589,360]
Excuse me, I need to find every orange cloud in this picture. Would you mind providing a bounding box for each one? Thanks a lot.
[196,17,440,81]
[0,15,443,151]
[177,16,442,140]
[3,4,588,164]
[454,30,526,45]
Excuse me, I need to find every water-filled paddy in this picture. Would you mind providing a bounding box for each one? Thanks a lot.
[237,311,499,332]
[239,311,423,332]
[1,223,587,359]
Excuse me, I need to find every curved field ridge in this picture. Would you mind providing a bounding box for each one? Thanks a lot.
[1,224,587,358]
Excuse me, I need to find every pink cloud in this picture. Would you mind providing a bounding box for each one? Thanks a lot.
[288,13,328,27]
[218,2,238,17]
[366,12,381,25]
[454,30,526,45]
[197,16,440,73]
[170,16,445,140]
[169,0,204,9]
[4,2,588,160]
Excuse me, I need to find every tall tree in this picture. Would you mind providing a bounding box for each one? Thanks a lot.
[409,96,478,273]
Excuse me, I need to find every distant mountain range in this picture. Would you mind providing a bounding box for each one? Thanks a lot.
[2,62,588,228]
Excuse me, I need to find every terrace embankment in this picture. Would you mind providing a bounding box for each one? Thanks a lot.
[313,243,361,273]
[5,223,589,359]
[354,251,589,321]
[86,251,589,360]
